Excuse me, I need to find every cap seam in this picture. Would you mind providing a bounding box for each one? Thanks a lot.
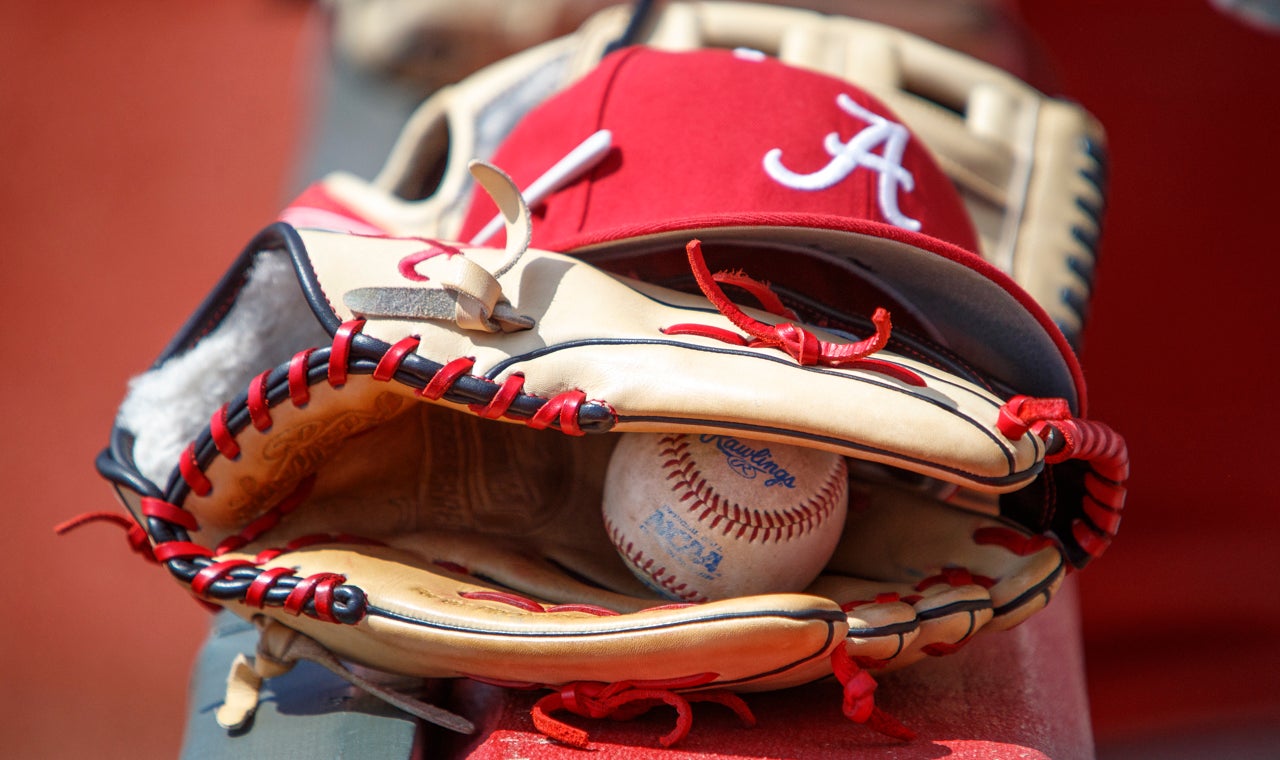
[575,46,644,237]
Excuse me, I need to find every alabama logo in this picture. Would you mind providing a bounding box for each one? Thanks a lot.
[762,93,921,232]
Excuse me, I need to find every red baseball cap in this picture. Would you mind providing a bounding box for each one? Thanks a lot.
[458,47,1085,410]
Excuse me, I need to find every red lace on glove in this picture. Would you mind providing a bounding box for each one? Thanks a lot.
[531,674,756,748]
[830,646,916,741]
[663,239,904,370]
[54,511,157,563]
[997,394,1129,560]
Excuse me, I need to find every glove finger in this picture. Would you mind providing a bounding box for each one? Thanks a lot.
[936,487,1068,631]
[805,575,920,664]
[216,544,848,693]
[828,471,1064,652]
[899,577,994,667]
[809,574,993,671]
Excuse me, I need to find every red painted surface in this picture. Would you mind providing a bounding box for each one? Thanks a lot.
[1013,0,1280,743]
[3,1,1277,758]
[0,3,315,759]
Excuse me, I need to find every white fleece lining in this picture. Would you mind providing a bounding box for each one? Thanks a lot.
[117,250,330,486]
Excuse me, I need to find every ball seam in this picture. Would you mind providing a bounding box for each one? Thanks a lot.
[659,433,846,544]
[604,516,709,603]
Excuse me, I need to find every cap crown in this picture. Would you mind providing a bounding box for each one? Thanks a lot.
[458,47,979,254]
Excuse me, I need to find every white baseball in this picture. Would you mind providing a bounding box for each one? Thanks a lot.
[603,432,848,602]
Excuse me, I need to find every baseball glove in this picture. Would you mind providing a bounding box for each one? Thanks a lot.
[84,4,1126,750]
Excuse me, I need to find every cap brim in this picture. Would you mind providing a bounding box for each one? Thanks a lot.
[549,213,1086,413]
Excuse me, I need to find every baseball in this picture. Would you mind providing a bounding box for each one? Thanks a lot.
[602,432,848,602]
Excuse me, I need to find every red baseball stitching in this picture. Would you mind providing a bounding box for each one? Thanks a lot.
[657,434,846,544]
[605,517,708,604]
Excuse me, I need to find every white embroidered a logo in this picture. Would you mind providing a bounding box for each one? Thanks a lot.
[763,93,921,231]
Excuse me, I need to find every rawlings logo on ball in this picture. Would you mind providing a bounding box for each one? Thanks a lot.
[702,434,797,488]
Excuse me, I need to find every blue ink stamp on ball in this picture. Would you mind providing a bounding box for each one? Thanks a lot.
[639,504,723,580]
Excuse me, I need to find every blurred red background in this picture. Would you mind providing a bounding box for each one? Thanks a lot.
[2,1,1277,757]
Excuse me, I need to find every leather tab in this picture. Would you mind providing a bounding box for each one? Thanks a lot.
[215,653,265,730]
